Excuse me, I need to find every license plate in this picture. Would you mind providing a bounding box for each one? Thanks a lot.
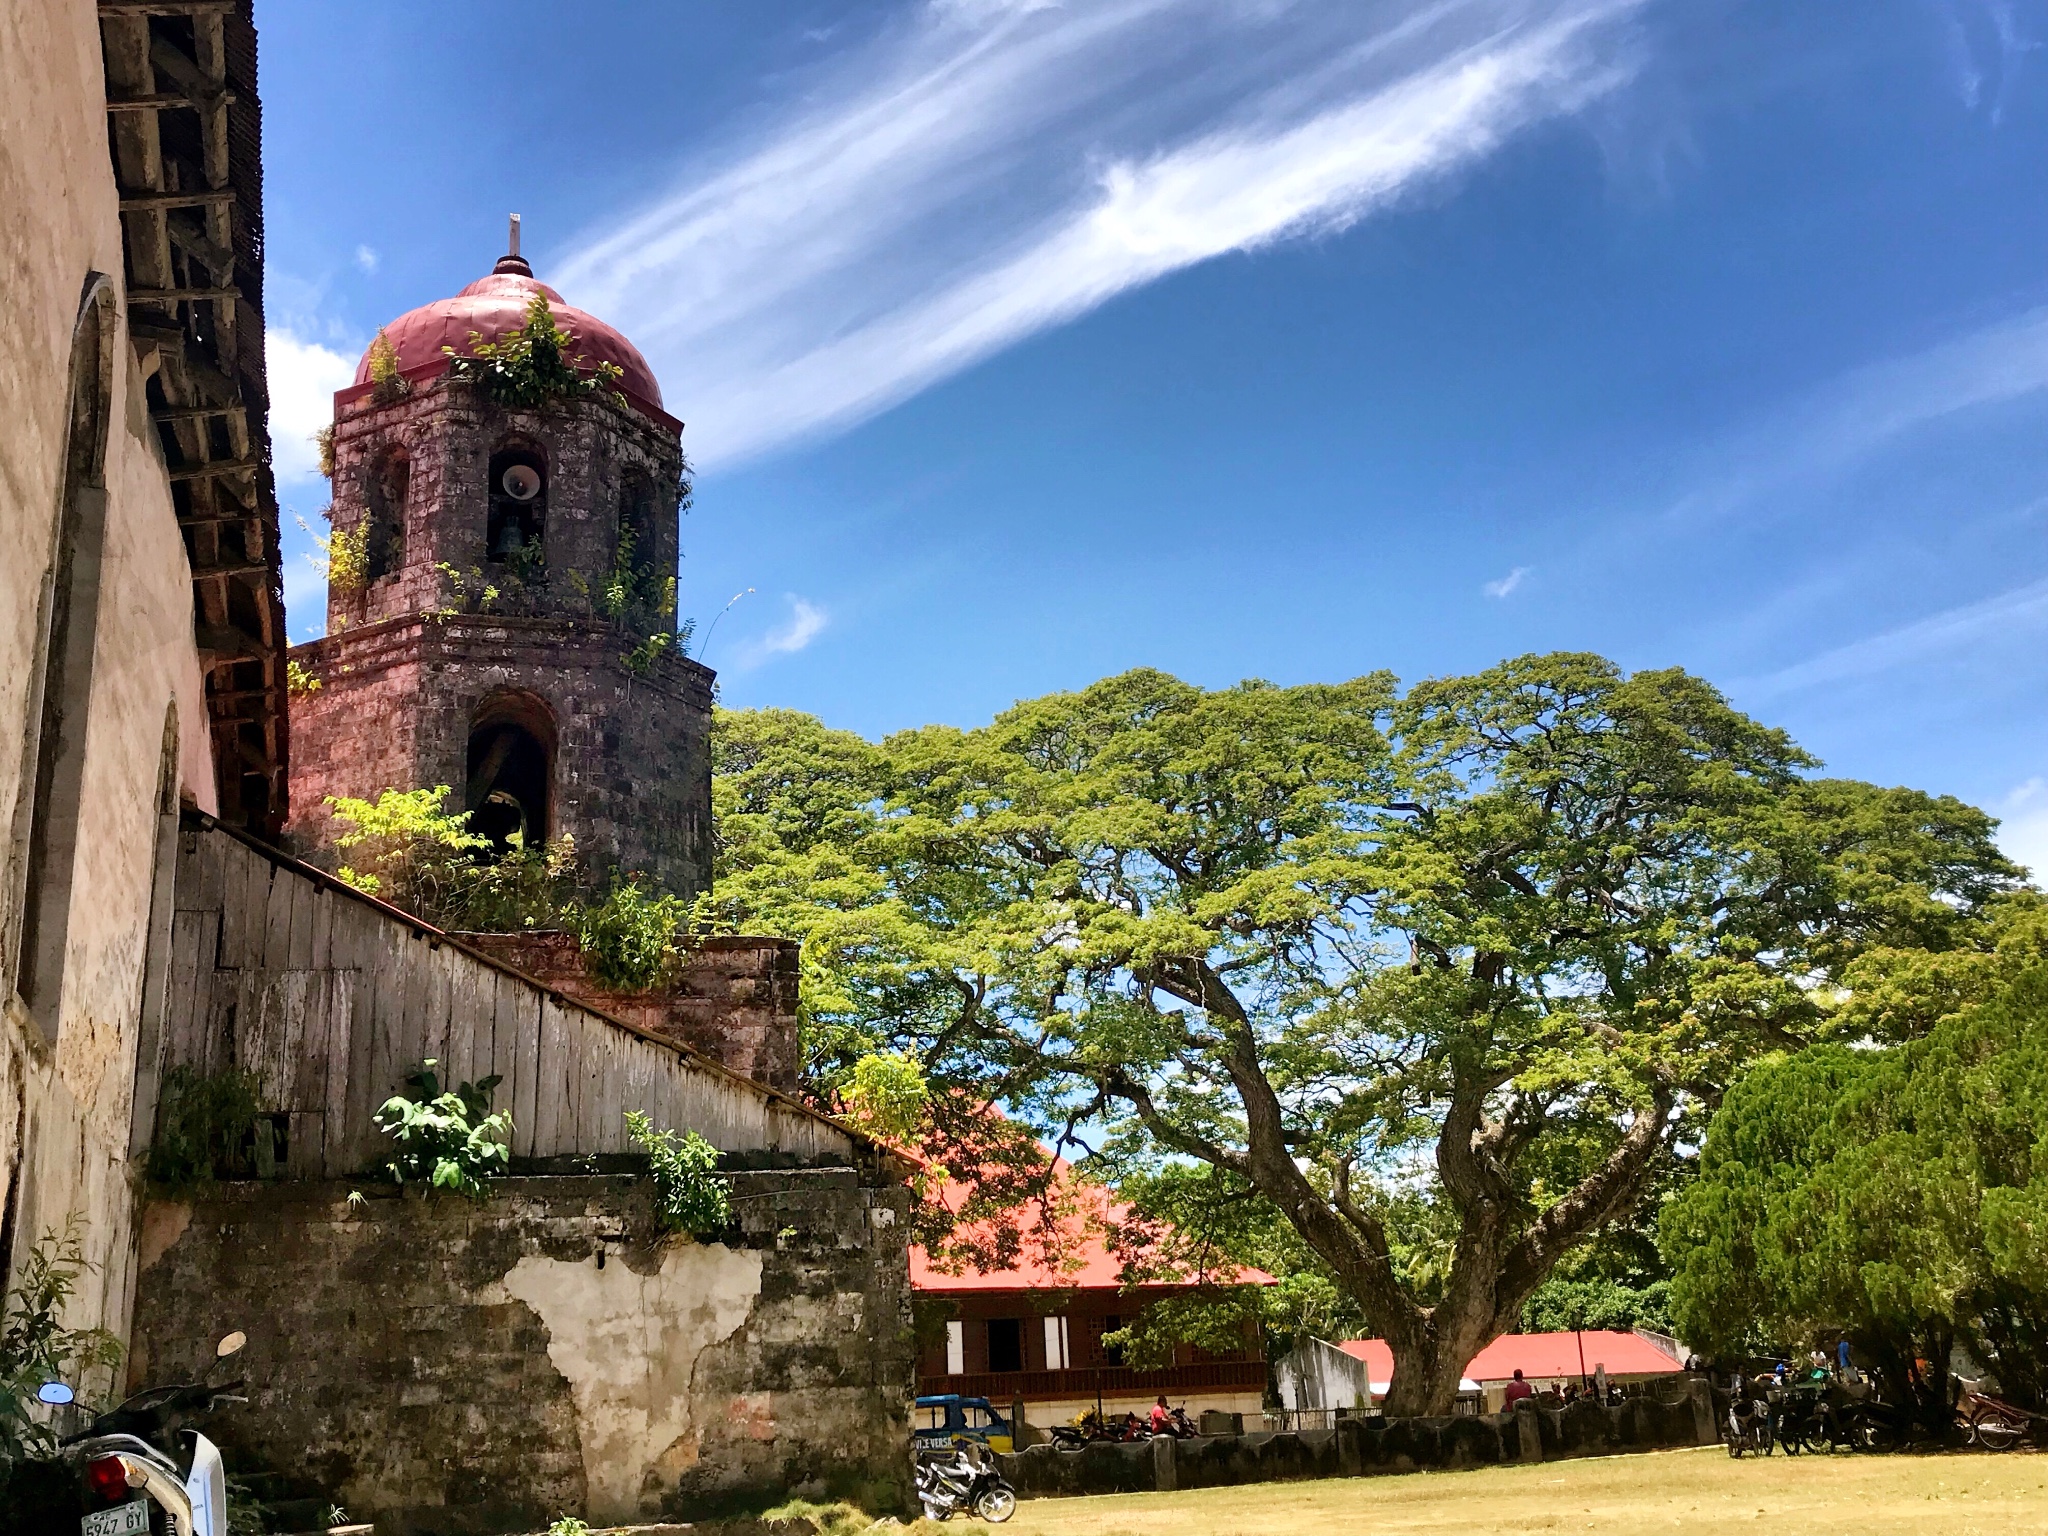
[82,1500,151,1536]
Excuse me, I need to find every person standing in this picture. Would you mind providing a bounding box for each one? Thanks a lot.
[1503,1369,1535,1408]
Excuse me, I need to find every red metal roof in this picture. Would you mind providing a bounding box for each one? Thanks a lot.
[909,1169,1275,1294]
[1338,1330,1681,1386]
[354,265,664,415]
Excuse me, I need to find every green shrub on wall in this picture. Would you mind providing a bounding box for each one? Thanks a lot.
[376,1060,512,1199]
[626,1110,731,1237]
[0,1219,122,1468]
[147,1066,269,1194]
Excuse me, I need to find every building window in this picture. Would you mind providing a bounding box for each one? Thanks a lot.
[1099,1315,1126,1366]
[1043,1314,1071,1371]
[9,274,116,1036]
[466,691,555,856]
[945,1319,965,1376]
[486,440,546,564]
[364,445,409,581]
[987,1318,1023,1374]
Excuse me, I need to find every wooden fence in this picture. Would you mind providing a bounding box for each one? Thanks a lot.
[145,816,868,1181]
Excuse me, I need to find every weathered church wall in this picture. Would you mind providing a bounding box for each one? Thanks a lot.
[127,1174,916,1534]
[0,0,217,1360]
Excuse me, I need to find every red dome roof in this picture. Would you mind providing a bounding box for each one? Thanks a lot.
[354,260,663,411]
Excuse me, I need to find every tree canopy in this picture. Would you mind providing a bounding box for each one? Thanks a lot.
[1662,896,2048,1419]
[706,654,2020,1413]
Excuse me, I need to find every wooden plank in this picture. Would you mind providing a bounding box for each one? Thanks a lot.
[175,827,222,912]
[441,959,477,1093]
[294,964,336,1114]
[308,884,332,972]
[595,1026,625,1153]
[510,987,541,1159]
[162,911,204,1073]
[420,944,454,1076]
[394,935,429,1087]
[343,908,391,1169]
[322,969,358,1179]
[261,863,294,970]
[215,840,250,969]
[489,971,522,1138]
[531,993,568,1156]
[287,872,316,970]
[557,1004,586,1152]
[288,1111,326,1180]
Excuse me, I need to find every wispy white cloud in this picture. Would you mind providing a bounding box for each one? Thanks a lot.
[733,596,829,669]
[1666,305,2048,525]
[556,0,1644,465]
[1484,565,1530,596]
[1996,776,2048,883]
[355,244,380,274]
[1738,574,2048,701]
[265,328,356,484]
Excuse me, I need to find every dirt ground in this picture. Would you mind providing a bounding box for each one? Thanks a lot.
[995,1444,2048,1536]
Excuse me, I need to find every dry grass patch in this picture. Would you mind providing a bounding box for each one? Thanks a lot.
[1004,1445,2048,1536]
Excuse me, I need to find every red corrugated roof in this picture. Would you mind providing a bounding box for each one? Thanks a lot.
[1337,1330,1680,1385]
[909,1167,1274,1293]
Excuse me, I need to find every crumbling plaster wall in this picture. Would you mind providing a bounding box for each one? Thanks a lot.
[128,1173,916,1535]
[0,0,215,1356]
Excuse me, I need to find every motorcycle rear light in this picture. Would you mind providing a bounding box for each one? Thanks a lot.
[86,1455,131,1502]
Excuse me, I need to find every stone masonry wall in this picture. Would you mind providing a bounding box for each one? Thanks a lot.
[285,614,714,899]
[999,1386,1718,1499]
[128,1172,916,1535]
[458,932,800,1091]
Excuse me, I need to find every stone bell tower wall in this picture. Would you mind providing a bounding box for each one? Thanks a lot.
[321,367,685,635]
[286,613,714,900]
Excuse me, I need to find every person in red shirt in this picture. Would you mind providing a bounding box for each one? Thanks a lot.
[1502,1368,1535,1407]
[1149,1396,1172,1435]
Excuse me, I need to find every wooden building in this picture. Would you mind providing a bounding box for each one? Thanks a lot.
[912,1178,1272,1429]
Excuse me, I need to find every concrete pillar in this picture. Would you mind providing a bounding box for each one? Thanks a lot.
[1152,1433,1177,1492]
[1514,1403,1544,1462]
[1688,1378,1718,1446]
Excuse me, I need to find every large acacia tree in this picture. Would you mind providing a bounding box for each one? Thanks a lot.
[706,654,2017,1414]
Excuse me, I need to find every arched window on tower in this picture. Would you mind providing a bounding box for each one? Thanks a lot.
[466,692,556,858]
[364,445,409,581]
[486,439,547,566]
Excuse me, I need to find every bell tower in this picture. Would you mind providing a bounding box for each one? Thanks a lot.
[284,221,713,899]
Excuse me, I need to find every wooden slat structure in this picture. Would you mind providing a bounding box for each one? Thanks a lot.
[99,0,289,837]
[144,815,887,1178]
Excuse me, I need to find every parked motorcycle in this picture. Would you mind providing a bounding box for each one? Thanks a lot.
[915,1440,1016,1523]
[43,1330,247,1536]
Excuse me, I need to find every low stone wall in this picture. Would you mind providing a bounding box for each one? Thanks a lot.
[1000,1385,1717,1498]
[127,1173,914,1535]
[458,931,800,1091]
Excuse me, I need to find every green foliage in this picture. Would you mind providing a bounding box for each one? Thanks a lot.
[578,876,688,989]
[375,1059,512,1199]
[286,658,323,695]
[299,511,368,594]
[1663,916,2048,1414]
[0,1218,122,1467]
[705,656,2021,1412]
[328,785,488,913]
[314,423,336,479]
[445,292,625,409]
[1519,1277,1671,1334]
[546,1519,590,1536]
[365,328,409,404]
[625,1110,732,1236]
[838,1051,928,1143]
[147,1065,268,1193]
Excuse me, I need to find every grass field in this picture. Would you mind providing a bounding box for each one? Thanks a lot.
[992,1445,2048,1536]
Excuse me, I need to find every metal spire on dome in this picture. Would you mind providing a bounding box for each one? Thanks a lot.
[493,212,533,277]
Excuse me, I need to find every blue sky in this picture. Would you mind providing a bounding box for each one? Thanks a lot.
[258,0,2048,868]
